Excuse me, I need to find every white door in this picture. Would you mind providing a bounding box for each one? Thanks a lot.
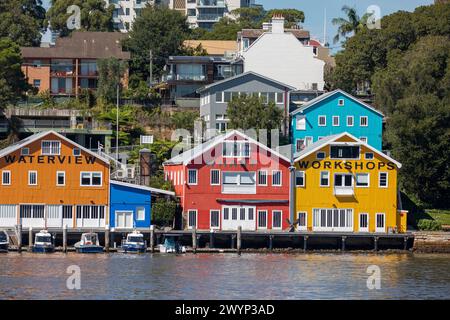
[359,213,369,232]
[221,206,256,231]
[47,205,62,228]
[187,210,197,229]
[0,205,17,227]
[297,212,307,231]
[116,211,133,229]
[375,213,385,233]
[20,205,45,228]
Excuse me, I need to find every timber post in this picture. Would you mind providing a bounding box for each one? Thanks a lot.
[341,236,347,251]
[150,227,154,253]
[303,235,308,252]
[403,236,408,250]
[28,227,33,252]
[17,224,22,253]
[62,224,67,253]
[374,236,379,251]
[269,235,274,251]
[192,227,197,254]
[209,229,214,249]
[105,225,110,253]
[237,226,242,255]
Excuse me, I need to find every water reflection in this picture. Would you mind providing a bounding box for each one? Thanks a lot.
[0,252,449,300]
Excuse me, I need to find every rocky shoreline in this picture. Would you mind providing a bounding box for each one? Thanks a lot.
[412,231,450,253]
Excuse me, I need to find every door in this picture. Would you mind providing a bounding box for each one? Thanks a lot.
[20,205,45,228]
[297,212,307,231]
[47,205,62,228]
[257,210,268,230]
[116,211,133,229]
[375,213,385,233]
[187,210,197,229]
[0,205,17,227]
[359,213,369,232]
[221,206,256,231]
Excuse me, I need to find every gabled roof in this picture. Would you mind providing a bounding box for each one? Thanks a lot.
[239,29,310,40]
[110,180,175,196]
[290,89,384,117]
[164,130,291,166]
[293,132,401,168]
[0,130,109,165]
[196,71,296,93]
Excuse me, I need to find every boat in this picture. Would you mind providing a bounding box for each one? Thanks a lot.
[158,235,186,253]
[32,230,55,253]
[121,230,147,253]
[0,231,9,252]
[74,232,104,253]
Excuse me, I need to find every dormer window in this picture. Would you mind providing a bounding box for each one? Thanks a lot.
[222,141,250,158]
[41,141,61,155]
[330,145,360,159]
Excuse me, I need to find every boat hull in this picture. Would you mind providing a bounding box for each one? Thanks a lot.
[0,243,8,253]
[122,245,146,254]
[32,245,55,253]
[75,245,104,253]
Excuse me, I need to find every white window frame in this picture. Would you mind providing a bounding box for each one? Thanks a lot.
[187,209,198,229]
[276,92,284,104]
[375,213,386,233]
[222,141,250,158]
[356,173,370,188]
[296,116,306,130]
[272,170,282,187]
[272,210,283,230]
[332,116,340,127]
[316,151,326,159]
[258,170,268,186]
[210,209,220,229]
[210,169,220,186]
[305,136,313,147]
[136,207,145,221]
[2,170,11,185]
[80,171,103,187]
[297,211,308,231]
[334,173,353,187]
[338,99,345,106]
[56,171,66,186]
[359,213,369,232]
[378,172,388,188]
[188,169,198,185]
[318,115,326,127]
[359,137,368,144]
[41,140,61,155]
[257,210,268,230]
[360,116,368,127]
[347,116,354,127]
[215,91,224,103]
[21,148,30,156]
[296,139,305,152]
[28,171,38,186]
[320,171,330,187]
[296,171,305,187]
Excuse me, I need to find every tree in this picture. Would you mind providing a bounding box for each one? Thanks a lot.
[264,9,305,27]
[152,197,177,227]
[332,5,368,44]
[0,38,30,108]
[96,57,128,103]
[124,6,190,86]
[46,0,114,36]
[0,0,46,46]
[171,111,200,132]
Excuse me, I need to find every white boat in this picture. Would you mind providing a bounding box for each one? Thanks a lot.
[0,231,8,252]
[121,230,147,253]
[32,230,55,253]
[158,235,186,253]
[74,233,104,253]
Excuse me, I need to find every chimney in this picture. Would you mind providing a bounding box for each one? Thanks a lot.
[139,148,152,186]
[271,14,285,34]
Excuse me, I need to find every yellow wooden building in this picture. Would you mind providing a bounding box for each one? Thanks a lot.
[293,132,407,233]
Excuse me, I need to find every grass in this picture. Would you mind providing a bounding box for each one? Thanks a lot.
[424,209,450,226]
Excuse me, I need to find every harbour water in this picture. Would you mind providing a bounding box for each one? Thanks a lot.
[0,252,449,300]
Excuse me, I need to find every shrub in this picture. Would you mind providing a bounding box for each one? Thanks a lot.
[152,198,178,227]
[417,219,442,231]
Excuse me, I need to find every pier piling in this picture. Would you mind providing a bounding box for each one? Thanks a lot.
[150,228,154,253]
[269,235,273,251]
[192,228,197,254]
[62,224,67,253]
[17,224,22,252]
[403,237,408,250]
[374,237,379,251]
[341,236,346,251]
[303,236,308,251]
[230,234,235,249]
[209,230,214,249]
[28,227,33,252]
[237,226,242,255]
[105,225,110,253]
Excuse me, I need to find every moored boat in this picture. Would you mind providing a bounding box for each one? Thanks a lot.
[0,230,9,252]
[32,230,55,253]
[121,230,147,253]
[74,233,104,253]
[158,235,186,254]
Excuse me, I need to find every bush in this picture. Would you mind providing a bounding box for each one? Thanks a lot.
[417,219,442,231]
[152,198,178,227]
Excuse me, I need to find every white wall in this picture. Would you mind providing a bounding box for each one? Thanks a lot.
[241,33,325,91]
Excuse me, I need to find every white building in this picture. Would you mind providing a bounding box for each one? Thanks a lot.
[106,0,156,32]
[239,15,325,91]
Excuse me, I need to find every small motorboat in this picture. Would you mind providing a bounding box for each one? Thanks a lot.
[0,230,9,252]
[74,232,104,253]
[158,235,186,254]
[32,230,55,253]
[121,230,147,253]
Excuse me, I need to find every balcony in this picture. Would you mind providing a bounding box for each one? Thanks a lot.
[197,14,221,22]
[163,73,207,82]
[334,186,355,197]
[197,0,226,7]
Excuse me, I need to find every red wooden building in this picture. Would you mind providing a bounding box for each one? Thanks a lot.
[163,130,291,231]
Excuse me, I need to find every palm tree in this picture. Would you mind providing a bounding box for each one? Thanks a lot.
[332,5,368,44]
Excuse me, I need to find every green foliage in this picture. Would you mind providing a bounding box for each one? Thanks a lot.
[0,38,30,108]
[123,80,162,105]
[46,0,114,36]
[417,219,442,231]
[96,57,128,103]
[332,5,368,44]
[148,173,174,191]
[0,0,46,46]
[152,197,177,226]
[124,6,190,85]
[227,95,284,133]
[181,43,208,56]
[264,9,305,27]
[37,90,55,108]
[128,140,177,170]
[171,111,200,132]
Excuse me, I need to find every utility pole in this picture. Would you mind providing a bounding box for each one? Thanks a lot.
[116,83,119,162]
[149,49,153,87]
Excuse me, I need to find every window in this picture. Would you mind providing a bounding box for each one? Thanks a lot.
[223,207,229,220]
[73,148,81,156]
[296,139,305,152]
[334,174,353,187]
[62,206,72,219]
[188,169,198,185]
[41,140,61,155]
[216,92,223,102]
[21,148,30,156]
[272,211,282,229]
[136,207,145,221]
[318,116,326,126]
[356,173,369,187]
[2,171,11,185]
[187,8,196,16]
[28,171,37,186]
[330,146,360,159]
[316,151,326,159]
[365,152,374,160]
[320,171,330,187]
[224,92,231,102]
[305,136,313,147]
[222,172,256,194]
[376,213,385,232]
[210,210,220,228]
[258,210,267,229]
[258,170,267,186]
[232,208,238,220]
[268,92,276,103]
[347,116,354,127]
[379,172,388,188]
[80,172,102,186]
[75,205,105,220]
[332,116,340,126]
[360,116,368,127]
[188,210,197,229]
[20,205,44,219]
[210,169,220,185]
[272,170,282,186]
[296,116,306,130]
[295,171,305,187]
[276,93,284,104]
[359,213,369,232]
[338,99,345,106]
[312,208,353,231]
[222,141,250,158]
[33,79,41,88]
[260,92,268,104]
[56,171,65,186]
[359,137,368,144]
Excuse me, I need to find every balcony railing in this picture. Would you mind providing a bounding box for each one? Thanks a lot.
[334,186,355,197]
[163,73,207,81]
[197,14,221,22]
[21,119,71,129]
[197,0,226,7]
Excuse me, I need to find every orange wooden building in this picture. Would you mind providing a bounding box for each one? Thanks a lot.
[0,131,110,229]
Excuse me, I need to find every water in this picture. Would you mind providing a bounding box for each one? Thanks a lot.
[0,252,449,300]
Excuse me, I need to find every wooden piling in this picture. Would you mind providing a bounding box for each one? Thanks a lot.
[303,236,308,251]
[28,227,33,252]
[269,235,273,251]
[230,234,235,249]
[209,230,214,249]
[374,236,379,251]
[17,224,22,252]
[192,228,197,254]
[341,236,346,251]
[62,224,67,253]
[237,226,242,255]
[150,228,154,253]
[105,225,110,253]
[403,237,408,250]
